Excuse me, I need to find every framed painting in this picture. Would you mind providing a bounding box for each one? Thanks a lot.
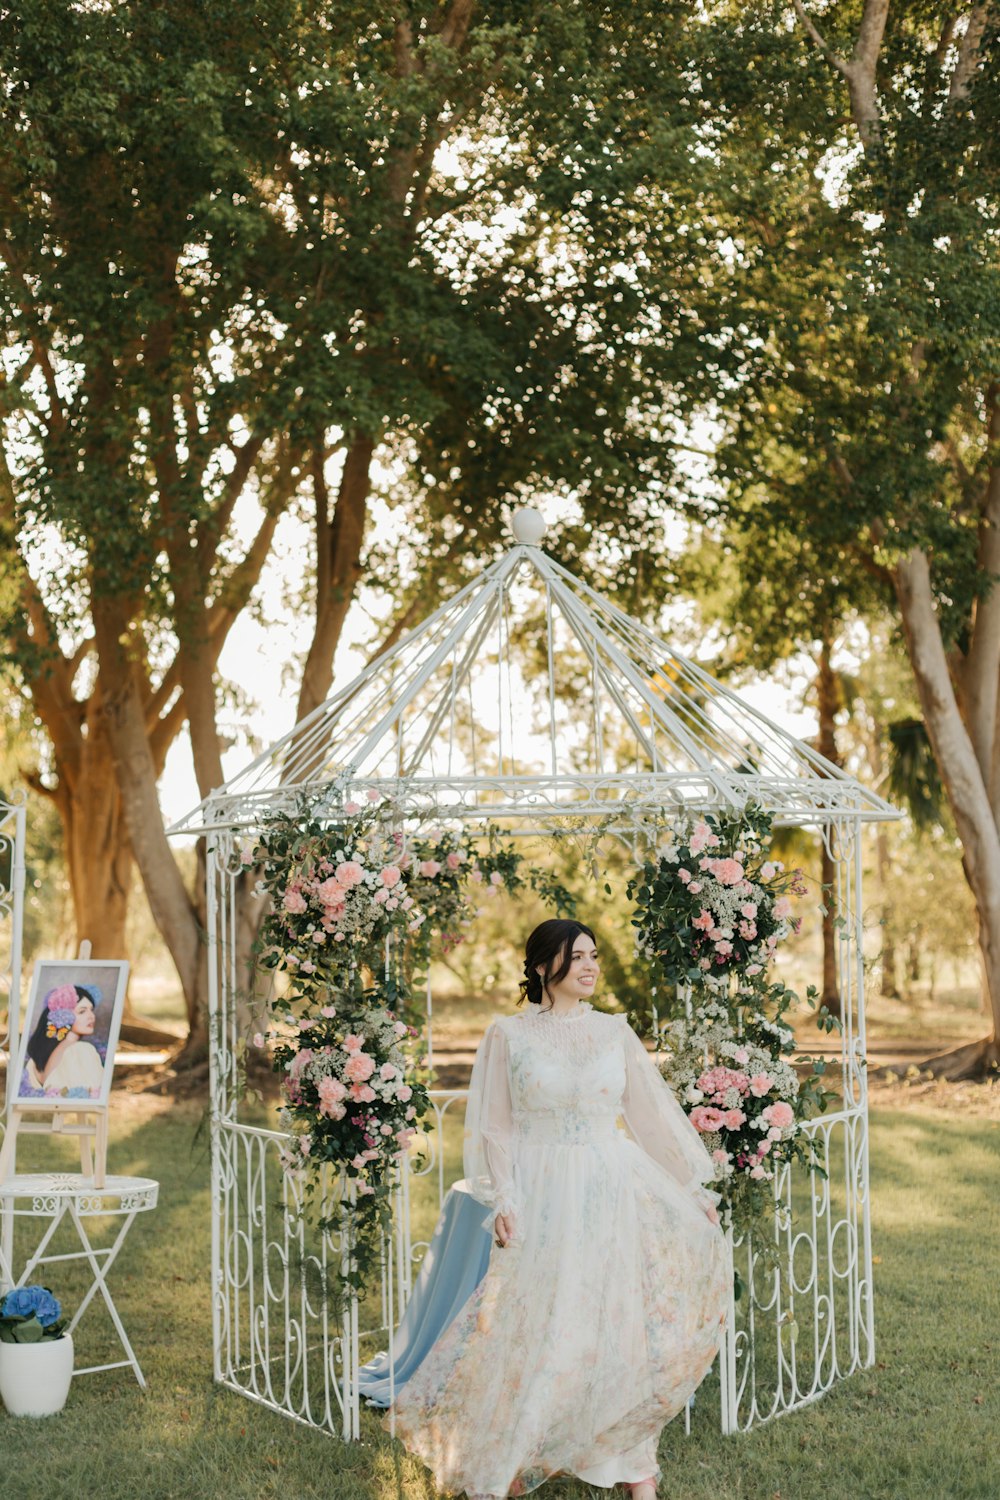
[13,959,129,1108]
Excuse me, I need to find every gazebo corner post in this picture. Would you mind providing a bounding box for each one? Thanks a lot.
[853,815,877,1371]
[0,794,27,1292]
[719,1225,740,1435]
[206,829,226,1386]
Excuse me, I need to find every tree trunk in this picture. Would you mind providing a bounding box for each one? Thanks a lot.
[295,436,375,726]
[895,547,1000,1077]
[92,598,205,1030]
[817,634,842,1017]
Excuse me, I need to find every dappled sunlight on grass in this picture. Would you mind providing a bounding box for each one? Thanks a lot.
[0,1097,997,1499]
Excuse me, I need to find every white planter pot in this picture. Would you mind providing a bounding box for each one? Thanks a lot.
[0,1333,74,1416]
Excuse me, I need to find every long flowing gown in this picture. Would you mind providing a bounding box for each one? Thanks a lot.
[389,1004,731,1497]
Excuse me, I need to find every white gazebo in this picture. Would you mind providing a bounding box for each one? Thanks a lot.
[170,509,898,1441]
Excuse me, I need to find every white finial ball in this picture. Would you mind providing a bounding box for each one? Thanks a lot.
[510,506,548,546]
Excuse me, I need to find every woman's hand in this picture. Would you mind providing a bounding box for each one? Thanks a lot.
[494,1211,516,1248]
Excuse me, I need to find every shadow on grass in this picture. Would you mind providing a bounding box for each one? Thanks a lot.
[2,1105,998,1500]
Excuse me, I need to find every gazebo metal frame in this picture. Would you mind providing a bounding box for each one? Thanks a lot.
[170,512,898,1441]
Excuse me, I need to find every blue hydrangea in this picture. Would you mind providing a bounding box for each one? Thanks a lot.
[1,1285,62,1327]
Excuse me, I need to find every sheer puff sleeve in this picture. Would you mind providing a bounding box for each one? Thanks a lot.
[619,1018,720,1212]
[463,1021,519,1221]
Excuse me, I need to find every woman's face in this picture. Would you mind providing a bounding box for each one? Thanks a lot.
[71,997,96,1036]
[542,934,600,1002]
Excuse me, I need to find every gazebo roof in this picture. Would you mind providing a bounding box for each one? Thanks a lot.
[169,510,899,835]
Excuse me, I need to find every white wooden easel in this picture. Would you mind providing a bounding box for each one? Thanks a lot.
[0,942,109,1188]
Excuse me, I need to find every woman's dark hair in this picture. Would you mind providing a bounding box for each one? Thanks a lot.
[26,986,94,1072]
[518,920,597,1008]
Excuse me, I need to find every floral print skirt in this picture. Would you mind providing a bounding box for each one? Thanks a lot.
[388,1132,730,1497]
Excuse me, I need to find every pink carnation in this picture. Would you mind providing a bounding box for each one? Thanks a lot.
[677,868,692,884]
[693,910,714,932]
[740,903,758,919]
[282,888,307,914]
[490,871,503,886]
[711,1148,730,1163]
[689,1105,727,1132]
[342,1034,365,1053]
[343,800,362,814]
[344,1052,376,1083]
[446,850,464,870]
[709,857,744,886]
[396,1084,413,1102]
[379,1062,397,1081]
[366,789,380,802]
[349,1082,376,1102]
[749,1073,772,1096]
[738,921,757,940]
[380,865,402,888]
[761,861,777,880]
[774,896,793,919]
[688,881,702,894]
[763,1101,795,1129]
[723,1108,746,1129]
[335,861,366,888]
[419,859,442,878]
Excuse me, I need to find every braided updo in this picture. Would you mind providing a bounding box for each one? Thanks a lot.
[517,919,597,1007]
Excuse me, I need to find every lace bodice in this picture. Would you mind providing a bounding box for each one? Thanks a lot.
[463,1003,718,1218]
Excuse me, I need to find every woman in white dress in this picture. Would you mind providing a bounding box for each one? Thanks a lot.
[390,919,731,1499]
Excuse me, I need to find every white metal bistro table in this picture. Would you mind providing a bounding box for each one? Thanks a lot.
[0,1172,159,1387]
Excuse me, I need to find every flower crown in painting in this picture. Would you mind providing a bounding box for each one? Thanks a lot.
[44,982,101,1040]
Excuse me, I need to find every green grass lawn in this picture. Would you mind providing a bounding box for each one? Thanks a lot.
[2,1095,998,1500]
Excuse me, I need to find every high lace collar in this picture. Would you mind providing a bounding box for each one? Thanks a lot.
[526,1001,593,1022]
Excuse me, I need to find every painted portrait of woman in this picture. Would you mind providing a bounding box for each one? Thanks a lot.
[21,983,107,1100]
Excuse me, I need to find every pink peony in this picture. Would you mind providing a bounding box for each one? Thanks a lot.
[709,857,744,886]
[749,1164,766,1180]
[351,1154,367,1170]
[321,1004,337,1019]
[677,868,692,884]
[749,1073,773,1097]
[693,909,714,932]
[689,1105,727,1132]
[344,1052,376,1083]
[711,1148,730,1163]
[342,1034,365,1053]
[419,859,442,878]
[380,865,402,888]
[343,800,362,815]
[446,850,465,870]
[366,789,380,802]
[379,1062,397,1081]
[396,1084,413,1102]
[723,1108,746,1129]
[282,888,307,914]
[763,1100,795,1129]
[317,1078,347,1119]
[349,1082,376,1102]
[316,878,346,907]
[714,939,734,957]
[335,861,366,888]
[688,881,702,894]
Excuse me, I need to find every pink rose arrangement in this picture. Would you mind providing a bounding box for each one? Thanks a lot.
[628,803,808,1001]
